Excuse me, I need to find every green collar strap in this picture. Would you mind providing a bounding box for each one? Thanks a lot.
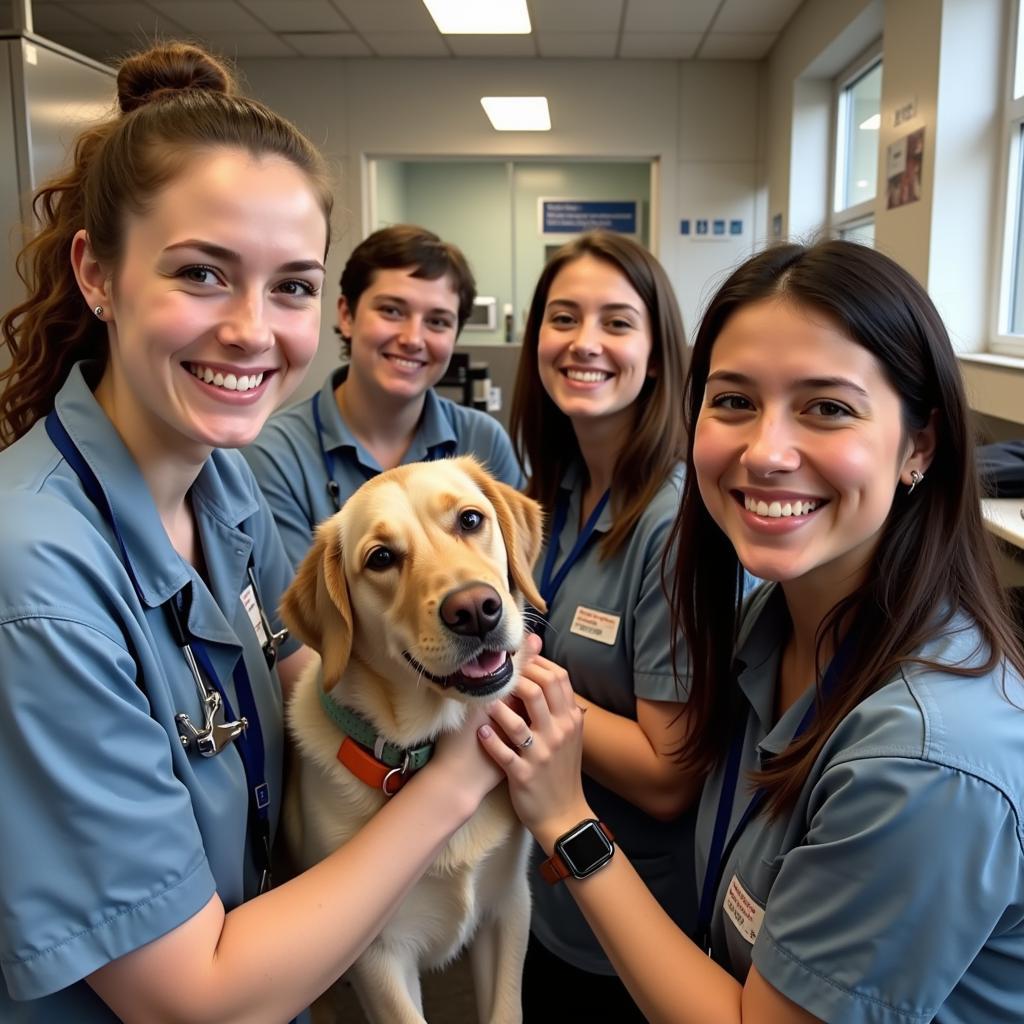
[318,684,435,771]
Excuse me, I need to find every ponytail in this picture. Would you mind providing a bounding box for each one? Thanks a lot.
[0,41,331,447]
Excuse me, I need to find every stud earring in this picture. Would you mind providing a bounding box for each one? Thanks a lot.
[908,469,924,495]
[93,305,104,319]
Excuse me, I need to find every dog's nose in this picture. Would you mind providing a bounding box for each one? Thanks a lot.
[440,583,503,638]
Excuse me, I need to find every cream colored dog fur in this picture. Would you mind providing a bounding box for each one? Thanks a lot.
[280,457,545,1024]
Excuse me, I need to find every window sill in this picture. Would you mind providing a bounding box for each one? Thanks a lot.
[959,351,1024,371]
[959,353,1024,425]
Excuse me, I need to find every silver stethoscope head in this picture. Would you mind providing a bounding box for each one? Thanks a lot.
[168,567,286,758]
[175,641,248,757]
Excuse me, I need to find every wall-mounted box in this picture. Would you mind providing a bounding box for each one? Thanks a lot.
[463,296,497,331]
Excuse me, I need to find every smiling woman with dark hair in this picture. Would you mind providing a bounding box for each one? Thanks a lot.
[482,239,1024,1024]
[508,230,696,1022]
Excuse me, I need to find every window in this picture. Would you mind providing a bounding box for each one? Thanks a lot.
[830,50,882,242]
[994,0,1024,355]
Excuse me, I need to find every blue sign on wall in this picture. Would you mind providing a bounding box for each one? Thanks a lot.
[540,199,638,235]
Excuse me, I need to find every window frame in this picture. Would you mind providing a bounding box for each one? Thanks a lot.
[991,0,1024,356]
[829,43,883,240]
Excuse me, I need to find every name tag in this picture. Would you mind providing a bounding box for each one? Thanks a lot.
[569,605,620,646]
[240,584,269,647]
[724,874,764,945]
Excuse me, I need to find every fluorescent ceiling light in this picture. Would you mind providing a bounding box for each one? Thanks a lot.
[859,113,881,130]
[480,96,551,131]
[423,0,531,34]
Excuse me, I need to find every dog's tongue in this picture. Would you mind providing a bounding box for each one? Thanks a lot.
[459,650,508,679]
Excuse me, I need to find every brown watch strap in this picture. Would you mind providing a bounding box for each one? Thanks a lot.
[539,820,615,885]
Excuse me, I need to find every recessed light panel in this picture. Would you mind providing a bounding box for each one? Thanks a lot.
[480,96,551,131]
[423,0,531,34]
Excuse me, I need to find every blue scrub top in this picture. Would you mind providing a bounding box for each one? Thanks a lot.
[243,366,525,569]
[529,462,697,975]
[0,364,300,1020]
[698,584,1024,1023]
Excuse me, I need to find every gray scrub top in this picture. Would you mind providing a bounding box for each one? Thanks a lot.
[529,462,698,975]
[243,366,524,569]
[698,583,1024,1024]
[0,363,300,1021]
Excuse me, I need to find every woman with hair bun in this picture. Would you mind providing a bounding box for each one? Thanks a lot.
[481,240,1024,1023]
[0,42,508,1023]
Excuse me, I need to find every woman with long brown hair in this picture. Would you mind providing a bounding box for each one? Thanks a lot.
[483,240,1024,1022]
[508,230,696,1021]
[0,42,508,1023]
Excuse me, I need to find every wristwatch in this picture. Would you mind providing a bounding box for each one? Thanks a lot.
[539,818,615,884]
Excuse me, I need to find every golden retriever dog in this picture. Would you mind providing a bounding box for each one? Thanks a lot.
[280,456,545,1024]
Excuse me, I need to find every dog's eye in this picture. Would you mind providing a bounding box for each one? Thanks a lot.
[459,509,484,532]
[365,547,396,571]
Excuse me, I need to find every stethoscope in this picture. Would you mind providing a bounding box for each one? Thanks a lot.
[45,410,282,892]
[165,564,287,758]
[311,390,451,511]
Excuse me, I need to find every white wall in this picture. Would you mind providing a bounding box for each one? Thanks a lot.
[764,0,882,239]
[764,0,1021,424]
[239,55,761,400]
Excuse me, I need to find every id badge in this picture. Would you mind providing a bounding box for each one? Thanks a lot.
[569,605,620,646]
[240,584,269,647]
[724,874,764,945]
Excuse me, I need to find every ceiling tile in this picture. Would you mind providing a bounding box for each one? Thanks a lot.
[238,0,350,32]
[32,3,105,33]
[624,0,719,33]
[445,34,536,57]
[332,0,437,34]
[148,1,265,32]
[43,30,139,63]
[69,2,186,35]
[536,32,617,58]
[361,31,450,57]
[713,0,804,34]
[698,32,776,60]
[529,0,623,33]
[201,30,299,57]
[619,32,702,59]
[281,31,372,56]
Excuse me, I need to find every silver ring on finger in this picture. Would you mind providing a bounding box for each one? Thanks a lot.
[518,732,534,750]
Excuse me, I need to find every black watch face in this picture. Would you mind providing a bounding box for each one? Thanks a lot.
[559,822,613,877]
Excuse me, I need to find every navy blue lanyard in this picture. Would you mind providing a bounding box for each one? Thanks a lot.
[312,391,451,511]
[696,636,852,954]
[539,487,611,610]
[45,410,274,893]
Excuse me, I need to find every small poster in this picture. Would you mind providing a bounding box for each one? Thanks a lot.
[886,127,925,209]
[539,199,638,235]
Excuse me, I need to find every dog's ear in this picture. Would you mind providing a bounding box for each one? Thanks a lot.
[461,459,547,612]
[280,517,353,688]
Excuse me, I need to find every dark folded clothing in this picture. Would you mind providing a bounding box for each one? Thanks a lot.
[977,441,1024,497]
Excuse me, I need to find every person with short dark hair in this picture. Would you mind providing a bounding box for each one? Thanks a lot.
[482,240,1024,1023]
[244,224,522,569]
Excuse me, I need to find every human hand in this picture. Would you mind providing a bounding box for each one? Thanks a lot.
[477,646,592,850]
[430,703,507,808]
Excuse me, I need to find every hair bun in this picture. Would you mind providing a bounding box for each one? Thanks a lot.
[116,42,235,114]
